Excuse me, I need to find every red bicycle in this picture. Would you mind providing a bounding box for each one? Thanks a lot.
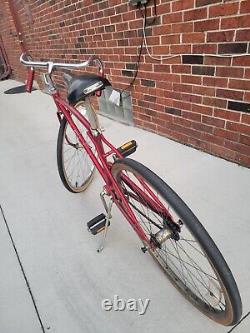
[20,53,242,326]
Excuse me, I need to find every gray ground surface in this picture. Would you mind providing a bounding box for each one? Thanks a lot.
[1,79,250,333]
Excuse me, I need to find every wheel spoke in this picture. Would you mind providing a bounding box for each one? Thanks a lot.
[59,102,96,191]
[176,241,218,282]
[111,160,239,323]
[179,237,206,257]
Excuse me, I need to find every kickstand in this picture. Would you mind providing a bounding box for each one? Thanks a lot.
[97,191,113,253]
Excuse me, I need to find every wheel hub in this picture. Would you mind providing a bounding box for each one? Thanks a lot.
[155,227,172,244]
[151,218,183,248]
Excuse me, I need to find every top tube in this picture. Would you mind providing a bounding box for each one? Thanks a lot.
[20,53,104,75]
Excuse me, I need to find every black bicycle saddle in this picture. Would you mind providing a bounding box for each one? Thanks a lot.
[63,73,111,105]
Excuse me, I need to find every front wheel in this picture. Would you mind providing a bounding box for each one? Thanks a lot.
[111,158,242,326]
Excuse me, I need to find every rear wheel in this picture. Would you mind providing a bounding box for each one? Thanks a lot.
[57,100,97,193]
[111,158,242,326]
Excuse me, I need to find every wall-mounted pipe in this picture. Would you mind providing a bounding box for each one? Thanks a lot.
[0,35,11,80]
[7,0,27,53]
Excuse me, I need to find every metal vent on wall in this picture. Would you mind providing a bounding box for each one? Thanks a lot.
[98,87,133,125]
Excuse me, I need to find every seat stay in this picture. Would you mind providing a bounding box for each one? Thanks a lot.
[53,92,119,186]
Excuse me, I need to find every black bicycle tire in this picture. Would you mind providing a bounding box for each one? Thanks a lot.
[111,158,242,326]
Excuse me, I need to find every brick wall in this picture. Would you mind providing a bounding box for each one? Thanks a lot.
[0,0,250,166]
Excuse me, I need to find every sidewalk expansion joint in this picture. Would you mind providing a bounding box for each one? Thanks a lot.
[0,204,46,333]
[227,311,250,333]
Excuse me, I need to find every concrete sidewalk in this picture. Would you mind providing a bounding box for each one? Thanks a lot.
[0,79,250,333]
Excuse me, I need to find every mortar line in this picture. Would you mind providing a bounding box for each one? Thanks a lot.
[0,204,46,333]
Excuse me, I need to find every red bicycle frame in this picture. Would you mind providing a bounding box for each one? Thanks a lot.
[20,52,173,248]
[53,91,153,242]
[52,90,176,246]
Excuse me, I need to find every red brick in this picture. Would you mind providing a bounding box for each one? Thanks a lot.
[216,67,244,79]
[173,117,192,128]
[202,115,225,128]
[162,12,182,24]
[173,83,193,94]
[156,75,180,87]
[236,29,250,41]
[192,44,217,54]
[154,64,171,73]
[203,77,228,88]
[191,122,213,134]
[229,79,250,91]
[182,111,201,122]
[144,121,157,132]
[214,128,239,142]
[170,123,201,139]
[204,56,231,66]
[210,144,236,160]
[184,8,207,21]
[172,0,195,12]
[170,44,191,54]
[233,55,250,67]
[161,34,180,44]
[186,94,203,104]
[240,134,250,146]
[209,2,239,18]
[137,112,152,122]
[207,30,234,42]
[182,32,205,44]
[153,25,172,35]
[172,22,194,34]
[226,122,250,135]
[194,19,220,32]
[173,100,192,111]
[158,112,173,123]
[110,14,122,24]
[242,114,250,125]
[151,45,170,55]
[157,3,171,15]
[129,19,142,29]
[216,89,244,101]
[213,108,241,122]
[182,75,202,85]
[244,92,250,102]
[221,15,250,29]
[235,153,250,166]
[225,140,250,156]
[201,133,225,146]
[203,97,228,109]
[245,69,250,79]
[144,95,157,103]
[172,65,191,74]
[187,137,211,151]
[240,1,250,14]
[193,86,215,97]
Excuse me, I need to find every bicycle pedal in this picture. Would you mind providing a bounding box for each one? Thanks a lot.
[117,140,137,158]
[87,213,110,235]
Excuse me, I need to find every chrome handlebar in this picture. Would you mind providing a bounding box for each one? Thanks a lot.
[20,53,104,75]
